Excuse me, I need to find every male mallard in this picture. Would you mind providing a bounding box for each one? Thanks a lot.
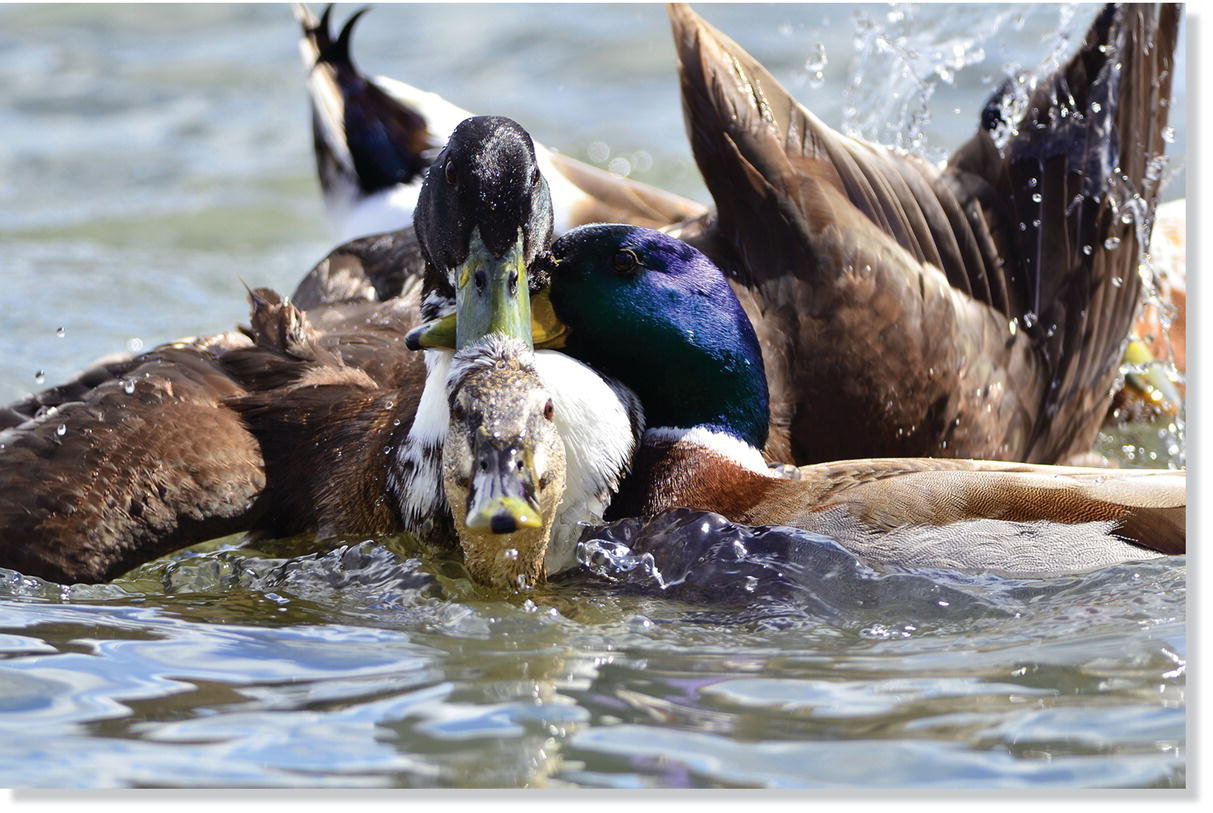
[298,3,1182,467]
[294,3,705,244]
[425,223,1182,581]
[0,116,636,586]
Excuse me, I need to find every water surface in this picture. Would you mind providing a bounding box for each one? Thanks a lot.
[0,3,1187,789]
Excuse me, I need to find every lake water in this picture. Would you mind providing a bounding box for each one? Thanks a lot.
[0,3,1187,789]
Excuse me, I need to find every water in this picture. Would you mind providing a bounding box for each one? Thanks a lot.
[0,3,1187,789]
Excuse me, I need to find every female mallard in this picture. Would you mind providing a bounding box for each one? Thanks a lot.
[423,223,1182,584]
[0,116,637,586]
[297,3,1182,466]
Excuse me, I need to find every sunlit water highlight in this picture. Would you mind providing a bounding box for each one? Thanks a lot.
[0,3,1186,789]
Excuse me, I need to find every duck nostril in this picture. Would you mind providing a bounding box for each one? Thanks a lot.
[490,514,518,534]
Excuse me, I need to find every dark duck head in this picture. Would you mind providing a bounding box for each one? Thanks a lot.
[412,115,555,340]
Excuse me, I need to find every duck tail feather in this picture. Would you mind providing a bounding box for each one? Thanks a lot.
[245,288,325,363]
[326,6,370,70]
[298,4,432,198]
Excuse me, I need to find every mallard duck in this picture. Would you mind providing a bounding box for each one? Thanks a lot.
[0,116,636,586]
[300,3,1182,467]
[414,223,1183,584]
[294,3,705,244]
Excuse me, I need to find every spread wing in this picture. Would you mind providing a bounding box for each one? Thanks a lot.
[668,3,1179,464]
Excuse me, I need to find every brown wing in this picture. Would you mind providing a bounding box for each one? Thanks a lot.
[668,3,1179,465]
[0,332,252,431]
[944,4,1180,460]
[0,347,266,584]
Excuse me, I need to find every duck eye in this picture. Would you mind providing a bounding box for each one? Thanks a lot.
[444,159,457,186]
[543,399,555,421]
[612,249,639,274]
[451,402,465,421]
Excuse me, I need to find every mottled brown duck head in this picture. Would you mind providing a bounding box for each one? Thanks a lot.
[442,335,566,590]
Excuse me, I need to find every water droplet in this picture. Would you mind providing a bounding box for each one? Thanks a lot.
[33,370,45,384]
[55,327,65,338]
[1120,213,1133,225]
[608,156,632,177]
[127,337,144,353]
[56,424,66,436]
[1112,276,1123,288]
[122,379,136,394]
[1090,101,1102,113]
[1104,236,1122,250]
[1008,318,1019,337]
[744,576,758,593]
[503,548,519,561]
[1023,311,1037,329]
[587,141,610,164]
[804,43,828,88]
[1027,177,1038,189]
[1082,244,1093,256]
[1031,192,1042,203]
[1162,126,1175,143]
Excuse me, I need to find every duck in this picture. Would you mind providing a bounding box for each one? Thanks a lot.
[411,223,1184,586]
[0,116,638,587]
[293,2,705,245]
[297,2,1183,468]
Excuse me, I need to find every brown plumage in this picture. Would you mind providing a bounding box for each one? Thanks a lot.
[0,346,267,583]
[296,3,1180,466]
[664,3,1180,465]
[620,441,1184,577]
[0,287,435,584]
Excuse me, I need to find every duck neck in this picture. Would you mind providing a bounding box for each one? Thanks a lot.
[606,424,778,521]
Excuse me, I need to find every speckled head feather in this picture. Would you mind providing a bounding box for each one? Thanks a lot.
[441,335,567,589]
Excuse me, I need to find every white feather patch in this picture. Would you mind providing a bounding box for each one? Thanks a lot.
[535,351,641,572]
[318,74,596,242]
[644,426,775,477]
[390,350,451,528]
